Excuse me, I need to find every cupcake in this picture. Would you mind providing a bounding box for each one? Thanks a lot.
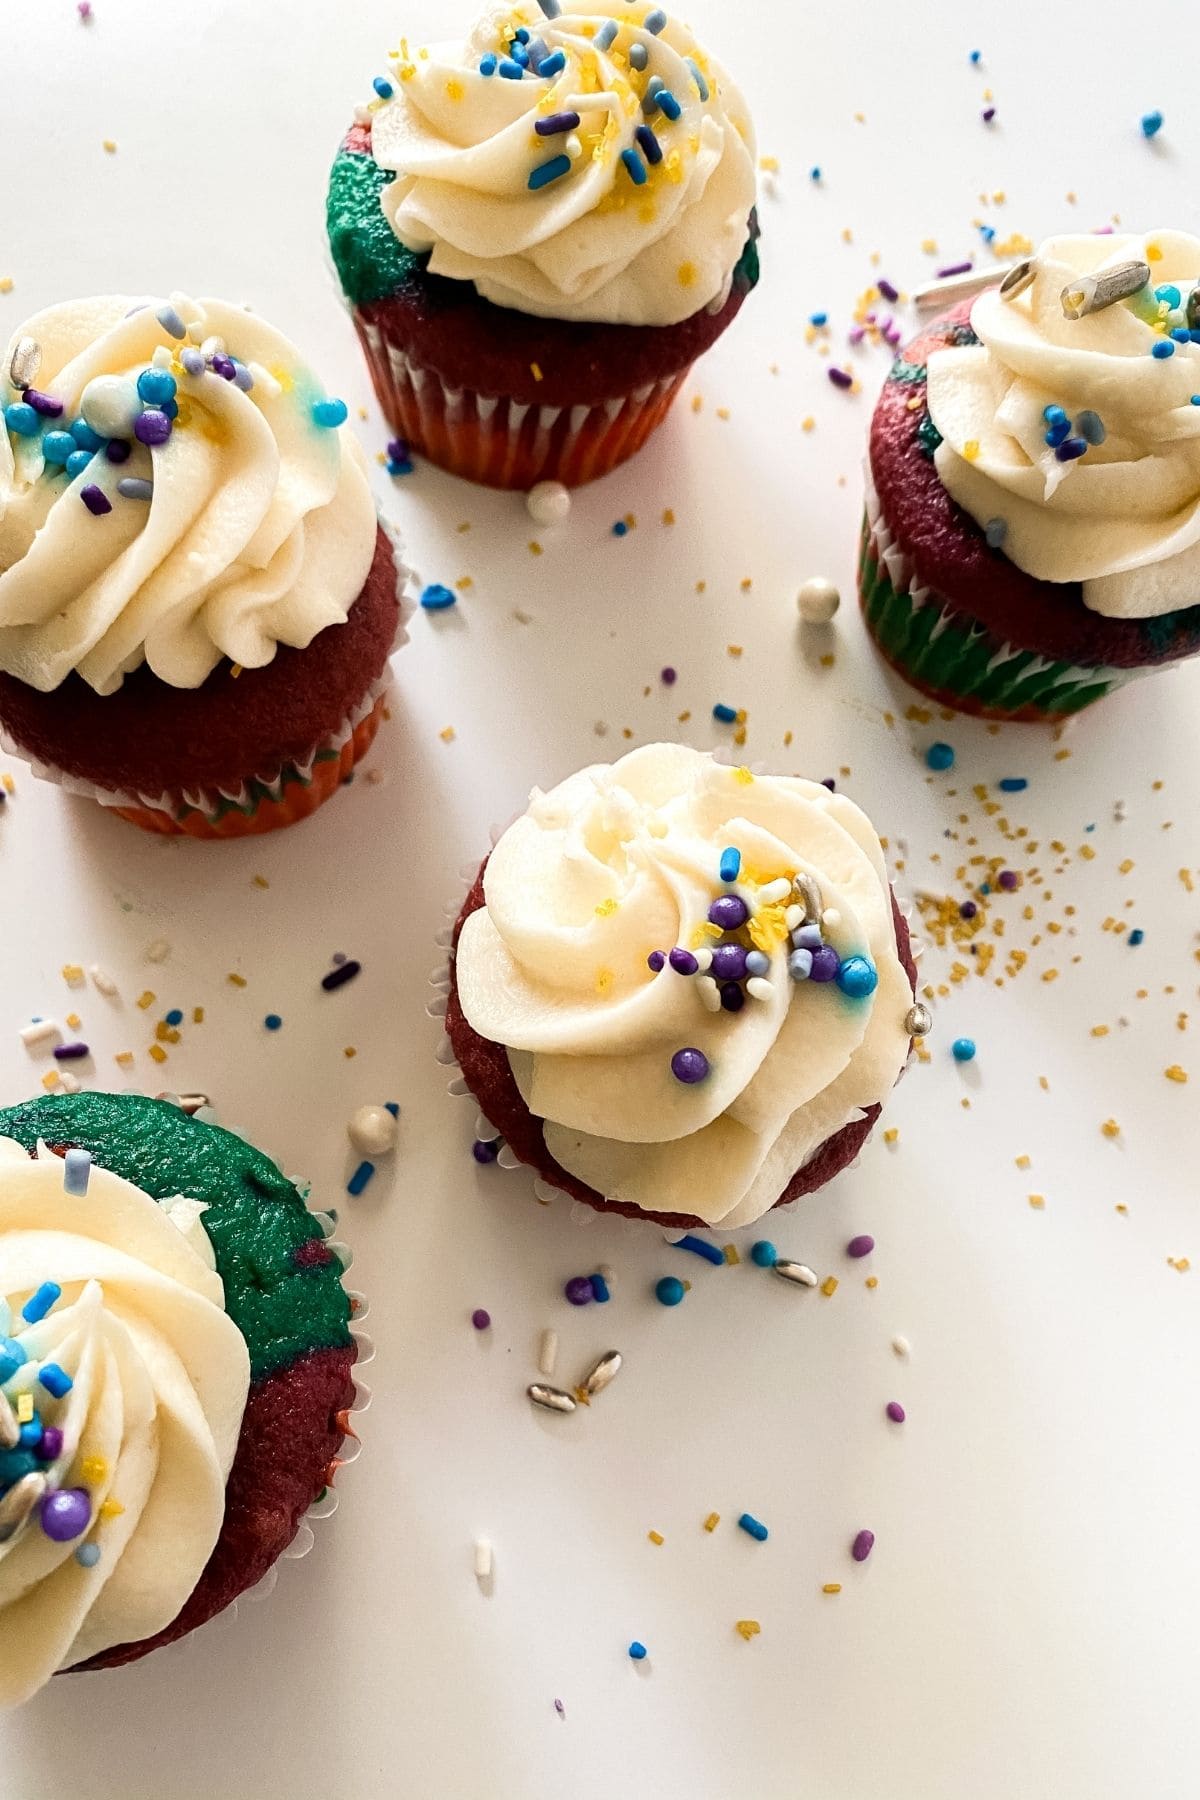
[0,294,408,838]
[862,231,1200,722]
[0,1092,359,1706]
[446,745,920,1230]
[327,0,759,490]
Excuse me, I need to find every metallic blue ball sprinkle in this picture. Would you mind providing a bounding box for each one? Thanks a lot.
[42,431,75,466]
[836,955,878,999]
[75,1543,102,1569]
[65,449,93,479]
[612,520,629,536]
[420,583,458,611]
[750,1240,777,1267]
[952,1037,977,1063]
[926,742,955,771]
[264,1014,283,1031]
[4,402,40,438]
[137,368,176,407]
[71,419,103,451]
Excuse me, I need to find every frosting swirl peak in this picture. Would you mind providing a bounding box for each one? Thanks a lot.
[369,0,757,326]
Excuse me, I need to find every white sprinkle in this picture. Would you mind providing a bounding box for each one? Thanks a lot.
[693,947,713,972]
[474,1538,493,1581]
[821,908,841,929]
[145,939,170,963]
[797,577,841,624]
[746,977,773,1002]
[19,1019,60,1049]
[696,975,722,1012]
[526,481,571,526]
[538,1328,558,1377]
[151,344,173,370]
[784,904,804,931]
[88,965,118,997]
[57,1072,80,1095]
[247,362,282,401]
[891,1335,911,1358]
[758,878,792,905]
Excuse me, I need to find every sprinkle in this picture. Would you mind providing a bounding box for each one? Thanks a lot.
[373,75,394,98]
[1128,928,1145,947]
[634,124,663,165]
[53,1043,89,1062]
[809,166,821,181]
[263,1014,283,1032]
[80,484,112,517]
[620,147,648,186]
[1141,110,1164,139]
[648,1530,664,1545]
[719,847,742,883]
[535,110,581,136]
[117,477,154,502]
[628,1642,648,1661]
[63,1148,92,1197]
[985,517,1008,548]
[312,397,349,427]
[823,1583,843,1595]
[538,1329,558,1376]
[952,1037,977,1062]
[322,959,361,992]
[628,40,649,70]
[851,1529,876,1563]
[687,58,709,101]
[420,583,457,611]
[886,1401,906,1423]
[19,1019,61,1049]
[612,519,629,537]
[594,19,618,49]
[529,152,572,189]
[926,742,955,771]
[347,1160,376,1197]
[672,1234,725,1266]
[536,49,566,77]
[656,89,682,121]
[644,6,667,29]
[827,367,854,390]
[1165,1065,1189,1084]
[1152,340,1175,359]
[712,702,738,723]
[38,1364,73,1399]
[471,1309,491,1331]
[820,1276,839,1297]
[537,0,561,14]
[655,1276,686,1307]
[589,1272,611,1303]
[704,1512,721,1532]
[846,1235,875,1259]
[998,777,1028,792]
[738,1513,769,1542]
[22,1283,61,1325]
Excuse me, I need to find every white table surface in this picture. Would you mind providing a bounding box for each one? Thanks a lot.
[2,3,1199,1796]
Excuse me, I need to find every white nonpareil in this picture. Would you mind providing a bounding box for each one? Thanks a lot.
[455,745,911,1226]
[927,229,1200,619]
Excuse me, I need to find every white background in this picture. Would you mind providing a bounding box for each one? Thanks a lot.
[2,3,1199,1796]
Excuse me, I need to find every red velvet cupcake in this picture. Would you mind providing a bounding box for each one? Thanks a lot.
[327,1,760,491]
[444,745,921,1231]
[0,294,408,837]
[0,1091,361,1707]
[862,231,1200,722]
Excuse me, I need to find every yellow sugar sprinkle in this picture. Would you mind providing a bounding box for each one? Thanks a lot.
[703,1513,721,1532]
[921,237,938,254]
[135,990,155,1010]
[1,774,13,793]
[1116,1203,1129,1215]
[445,76,464,99]
[65,1013,81,1031]
[1147,241,1163,262]
[691,394,704,413]
[759,154,780,173]
[1079,843,1096,861]
[102,138,117,153]
[677,260,698,288]
[147,1044,167,1065]
[801,415,815,431]
[717,407,731,421]
[963,440,980,462]
[16,1393,34,1424]
[114,1052,135,1068]
[648,1530,664,1546]
[0,278,13,294]
[595,898,619,917]
[1165,1065,1189,1083]
[1028,1194,1046,1210]
[252,874,270,889]
[440,726,456,742]
[229,663,243,680]
[37,1070,55,1092]
[227,973,247,989]
[865,1275,879,1290]
[81,1455,108,1485]
[344,1046,358,1059]
[595,968,614,996]
[1091,1025,1110,1038]
[528,540,543,556]
[823,1583,843,1595]
[99,1498,125,1520]
[735,1620,762,1641]
[661,508,675,526]
[723,1243,740,1265]
[733,766,754,786]
[1015,1154,1031,1169]
[1101,1119,1121,1139]
[530,361,543,382]
[193,1007,204,1025]
[883,1128,899,1144]
[1171,1257,1192,1272]
[820,1276,839,1298]
[727,643,743,657]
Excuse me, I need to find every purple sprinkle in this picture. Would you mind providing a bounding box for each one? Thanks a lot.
[827,367,854,390]
[878,278,899,303]
[668,947,699,976]
[821,777,836,791]
[211,354,237,381]
[959,901,978,920]
[554,1700,566,1719]
[670,1047,710,1085]
[848,325,866,346]
[24,389,64,418]
[935,261,974,278]
[846,1234,875,1259]
[564,1275,595,1306]
[104,439,131,464]
[53,1042,90,1061]
[852,1528,876,1563]
[386,437,410,462]
[885,1402,906,1424]
[472,1139,500,1164]
[535,109,582,136]
[471,1308,491,1330]
[660,666,677,685]
[808,946,840,983]
[80,486,111,517]
[38,1425,65,1460]
[321,959,361,991]
[998,870,1019,892]
[133,409,172,447]
[981,106,996,123]
[719,981,745,1012]
[711,944,748,982]
[708,894,749,931]
[647,950,666,972]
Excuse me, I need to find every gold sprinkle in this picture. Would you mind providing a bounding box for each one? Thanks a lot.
[530,361,543,382]
[193,1007,205,1025]
[226,974,247,989]
[344,1046,357,1059]
[99,1497,125,1519]
[0,278,13,294]
[820,1276,838,1298]
[883,1128,899,1144]
[595,898,618,917]
[135,990,156,1010]
[963,439,981,462]
[735,1620,762,1641]
[865,1275,879,1289]
[703,1512,720,1532]
[528,540,543,556]
[440,726,456,742]
[16,1394,34,1424]
[1165,1065,1189,1084]
[102,138,117,153]
[822,1583,843,1595]
[40,1072,59,1092]
[147,1044,168,1065]
[648,1530,664,1546]
[252,874,270,889]
[1101,1119,1121,1139]
[1028,1194,1046,1210]
[61,965,85,987]
[677,260,698,289]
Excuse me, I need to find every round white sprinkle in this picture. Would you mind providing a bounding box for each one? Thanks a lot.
[821,908,842,929]
[797,577,841,624]
[693,947,713,972]
[80,374,141,440]
[526,480,572,526]
[891,1335,911,1358]
[347,1104,399,1157]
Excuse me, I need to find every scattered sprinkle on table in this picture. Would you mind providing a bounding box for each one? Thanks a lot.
[420,583,457,611]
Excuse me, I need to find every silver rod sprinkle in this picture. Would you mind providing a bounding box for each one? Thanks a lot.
[581,1351,622,1397]
[1060,260,1151,320]
[527,1383,576,1415]
[8,337,41,391]
[912,263,1019,313]
[0,1388,18,1451]
[999,260,1036,302]
[792,873,823,924]
[773,1260,819,1288]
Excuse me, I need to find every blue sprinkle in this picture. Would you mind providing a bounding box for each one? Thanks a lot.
[22,1282,62,1325]
[750,1240,777,1267]
[154,303,186,340]
[980,224,996,244]
[620,147,648,186]
[984,517,1008,548]
[537,0,561,15]
[374,75,394,98]
[1141,109,1164,138]
[1128,928,1145,946]
[1155,284,1181,306]
[499,57,525,78]
[655,1276,685,1307]
[595,18,618,49]
[1074,410,1106,445]
[926,741,955,771]
[686,56,709,101]
[952,1037,977,1063]
[264,1013,283,1031]
[479,53,497,75]
[998,777,1028,792]
[347,1160,376,1197]
[1171,328,1191,344]
[536,48,566,77]
[4,402,40,438]
[719,846,742,882]
[1042,405,1068,425]
[164,1008,184,1026]
[63,1147,92,1197]
[18,1418,42,1449]
[312,397,349,427]
[387,458,414,477]
[809,311,828,327]
[612,520,629,537]
[836,955,878,999]
[41,430,76,466]
[628,1641,648,1661]
[788,949,813,982]
[514,26,530,41]
[1044,416,1071,448]
[744,951,769,978]
[0,1338,27,1383]
[673,1234,726,1267]
[645,7,667,32]
[0,1447,37,1483]
[624,42,647,72]
[712,702,738,723]
[510,42,530,66]
[75,1543,102,1568]
[71,419,103,451]
[634,124,663,165]
[969,49,982,64]
[137,368,176,407]
[38,1363,73,1399]
[738,1513,769,1542]
[65,449,94,478]
[656,88,681,120]
[1055,437,1088,463]
[117,477,154,501]
[590,1272,611,1303]
[529,153,572,190]
[421,583,458,611]
[385,1102,401,1117]
[809,166,822,181]
[1152,340,1175,359]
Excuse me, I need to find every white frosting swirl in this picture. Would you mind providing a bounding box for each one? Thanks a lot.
[370,0,757,326]
[455,745,911,1225]
[0,294,378,694]
[0,1142,249,1709]
[927,230,1200,619]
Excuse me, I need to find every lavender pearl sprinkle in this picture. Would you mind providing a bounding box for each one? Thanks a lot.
[180,347,206,376]
[155,304,186,339]
[852,1529,876,1563]
[668,947,699,976]
[40,1488,91,1543]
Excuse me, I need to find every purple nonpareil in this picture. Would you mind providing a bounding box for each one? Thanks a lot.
[808,946,840,983]
[708,895,749,931]
[851,1529,876,1563]
[668,948,699,976]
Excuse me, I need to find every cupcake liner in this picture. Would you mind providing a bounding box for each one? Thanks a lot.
[0,521,415,838]
[353,309,690,489]
[859,472,1141,723]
